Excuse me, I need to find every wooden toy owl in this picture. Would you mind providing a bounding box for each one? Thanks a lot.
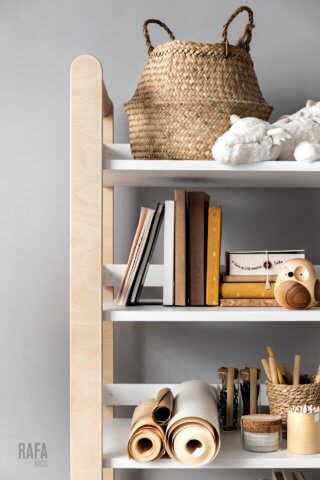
[275,258,320,309]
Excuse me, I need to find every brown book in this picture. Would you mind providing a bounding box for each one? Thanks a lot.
[223,274,278,283]
[220,299,279,307]
[174,190,187,306]
[188,192,210,305]
[221,282,275,299]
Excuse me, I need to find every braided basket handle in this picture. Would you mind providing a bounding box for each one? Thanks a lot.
[222,6,255,57]
[143,19,175,55]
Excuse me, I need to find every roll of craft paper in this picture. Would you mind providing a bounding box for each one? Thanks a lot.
[127,399,165,462]
[288,410,320,455]
[152,388,174,426]
[165,380,220,466]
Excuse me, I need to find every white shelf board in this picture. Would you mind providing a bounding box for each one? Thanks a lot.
[103,144,320,188]
[103,418,320,469]
[103,300,320,322]
[103,383,268,407]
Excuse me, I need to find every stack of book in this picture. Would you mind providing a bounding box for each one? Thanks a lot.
[116,190,222,307]
[220,250,305,307]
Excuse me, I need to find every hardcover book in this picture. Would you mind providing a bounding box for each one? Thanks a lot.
[206,206,222,306]
[174,190,187,306]
[188,192,210,306]
[163,201,175,306]
[220,282,275,299]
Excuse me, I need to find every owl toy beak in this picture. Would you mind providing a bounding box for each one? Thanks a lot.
[275,280,312,310]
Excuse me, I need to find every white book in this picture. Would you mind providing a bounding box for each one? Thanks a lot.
[163,200,175,306]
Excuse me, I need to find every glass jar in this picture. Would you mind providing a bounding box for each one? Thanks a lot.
[241,414,282,452]
[217,367,239,431]
[240,367,261,415]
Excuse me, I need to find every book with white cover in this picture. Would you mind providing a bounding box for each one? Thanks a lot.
[163,201,175,306]
[226,250,305,276]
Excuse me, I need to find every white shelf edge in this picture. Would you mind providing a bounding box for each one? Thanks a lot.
[103,418,320,469]
[103,300,320,322]
[102,144,320,188]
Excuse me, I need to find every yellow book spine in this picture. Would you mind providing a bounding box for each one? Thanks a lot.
[221,283,275,299]
[206,206,222,305]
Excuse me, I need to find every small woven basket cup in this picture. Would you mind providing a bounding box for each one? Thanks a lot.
[265,379,320,437]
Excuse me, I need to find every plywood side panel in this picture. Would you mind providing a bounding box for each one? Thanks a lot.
[102,79,114,480]
[70,55,103,480]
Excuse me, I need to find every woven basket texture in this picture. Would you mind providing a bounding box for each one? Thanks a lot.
[265,379,320,437]
[125,7,272,160]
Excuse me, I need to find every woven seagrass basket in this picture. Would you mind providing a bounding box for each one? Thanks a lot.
[125,6,273,160]
[265,379,320,437]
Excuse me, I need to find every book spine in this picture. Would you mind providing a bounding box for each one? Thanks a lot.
[163,201,175,306]
[174,190,187,306]
[206,206,222,306]
[220,299,279,307]
[188,192,209,306]
[220,283,275,299]
[223,275,277,283]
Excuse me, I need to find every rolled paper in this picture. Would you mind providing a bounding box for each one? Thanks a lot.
[282,363,293,384]
[261,358,272,382]
[267,346,285,384]
[226,367,235,428]
[128,399,165,462]
[249,368,258,414]
[152,388,174,426]
[293,354,301,386]
[269,357,279,384]
[165,380,220,466]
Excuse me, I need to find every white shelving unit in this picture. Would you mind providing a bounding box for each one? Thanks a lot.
[103,144,320,188]
[102,384,318,469]
[102,300,320,322]
[70,55,320,480]
[103,420,320,470]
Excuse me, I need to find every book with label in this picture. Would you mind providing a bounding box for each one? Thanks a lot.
[174,190,187,306]
[188,192,210,306]
[220,282,275,299]
[206,206,222,306]
[163,200,175,306]
[116,207,155,306]
[226,250,305,276]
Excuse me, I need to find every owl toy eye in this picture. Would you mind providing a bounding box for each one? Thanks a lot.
[294,266,309,282]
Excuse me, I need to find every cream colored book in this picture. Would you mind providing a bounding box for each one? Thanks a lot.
[116,208,155,306]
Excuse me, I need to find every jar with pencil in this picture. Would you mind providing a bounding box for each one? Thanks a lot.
[262,346,320,437]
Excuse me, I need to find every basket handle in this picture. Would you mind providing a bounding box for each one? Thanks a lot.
[221,6,255,58]
[143,19,175,55]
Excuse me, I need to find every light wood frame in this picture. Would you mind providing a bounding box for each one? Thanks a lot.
[70,55,114,480]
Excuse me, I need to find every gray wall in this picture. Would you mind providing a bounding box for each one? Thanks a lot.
[1,1,320,479]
